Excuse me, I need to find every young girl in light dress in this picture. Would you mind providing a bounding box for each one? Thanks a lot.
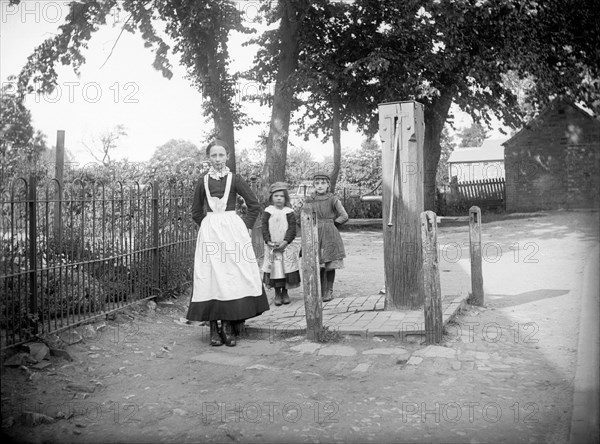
[261,182,301,306]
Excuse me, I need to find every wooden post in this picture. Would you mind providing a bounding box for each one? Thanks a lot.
[421,210,442,344]
[300,206,322,341]
[469,206,484,306]
[52,130,65,239]
[378,101,425,310]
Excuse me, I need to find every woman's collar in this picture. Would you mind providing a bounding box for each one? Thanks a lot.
[207,165,231,180]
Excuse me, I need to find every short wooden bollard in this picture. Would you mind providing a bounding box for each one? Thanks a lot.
[421,211,442,344]
[300,206,323,341]
[469,206,484,306]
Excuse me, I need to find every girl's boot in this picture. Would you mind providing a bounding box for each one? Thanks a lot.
[220,321,236,347]
[320,269,327,300]
[282,288,291,305]
[209,321,223,346]
[274,288,283,306]
[323,270,335,302]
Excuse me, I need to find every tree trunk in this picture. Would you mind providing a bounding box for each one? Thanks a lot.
[263,0,306,185]
[206,32,236,172]
[330,90,341,193]
[423,88,454,211]
[213,110,236,173]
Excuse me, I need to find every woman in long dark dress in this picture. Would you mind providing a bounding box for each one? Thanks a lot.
[186,140,269,347]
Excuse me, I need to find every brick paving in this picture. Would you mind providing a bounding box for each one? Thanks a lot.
[246,222,471,339]
[246,228,471,338]
[245,293,468,339]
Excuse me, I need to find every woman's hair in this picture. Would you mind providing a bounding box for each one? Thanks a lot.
[269,188,291,207]
[206,139,230,156]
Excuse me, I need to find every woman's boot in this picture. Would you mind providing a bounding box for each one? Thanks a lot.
[209,321,223,346]
[232,320,245,337]
[220,321,236,347]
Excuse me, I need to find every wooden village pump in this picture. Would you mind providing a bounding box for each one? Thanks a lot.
[301,100,479,342]
[378,101,426,310]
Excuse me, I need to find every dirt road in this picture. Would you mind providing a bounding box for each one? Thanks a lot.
[1,210,598,443]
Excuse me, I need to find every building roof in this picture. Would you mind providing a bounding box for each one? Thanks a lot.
[447,139,507,163]
[503,97,600,147]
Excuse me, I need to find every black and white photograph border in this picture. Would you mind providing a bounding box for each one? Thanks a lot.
[1,1,599,443]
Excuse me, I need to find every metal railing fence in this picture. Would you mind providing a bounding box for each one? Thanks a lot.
[1,176,196,349]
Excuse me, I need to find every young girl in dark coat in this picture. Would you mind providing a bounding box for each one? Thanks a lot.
[187,140,269,347]
[302,173,349,302]
[261,182,301,306]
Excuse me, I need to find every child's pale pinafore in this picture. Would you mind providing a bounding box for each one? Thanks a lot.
[261,206,300,288]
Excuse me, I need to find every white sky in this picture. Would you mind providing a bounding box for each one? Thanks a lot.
[1,0,507,167]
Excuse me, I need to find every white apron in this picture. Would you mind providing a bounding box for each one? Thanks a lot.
[190,173,264,303]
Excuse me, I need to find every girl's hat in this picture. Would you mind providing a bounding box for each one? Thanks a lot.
[312,173,330,181]
[269,182,288,194]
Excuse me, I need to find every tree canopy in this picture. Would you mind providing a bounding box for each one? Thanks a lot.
[13,0,600,209]
[0,83,48,187]
[246,0,598,206]
[81,124,128,167]
[458,123,488,148]
[15,0,249,171]
[148,139,206,182]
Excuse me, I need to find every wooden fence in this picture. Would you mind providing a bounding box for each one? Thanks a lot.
[438,178,505,215]
[456,178,505,203]
[441,178,506,212]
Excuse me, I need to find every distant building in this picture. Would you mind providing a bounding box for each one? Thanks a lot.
[503,98,600,211]
[447,139,507,183]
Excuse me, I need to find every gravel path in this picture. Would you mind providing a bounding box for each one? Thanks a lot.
[2,210,597,443]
